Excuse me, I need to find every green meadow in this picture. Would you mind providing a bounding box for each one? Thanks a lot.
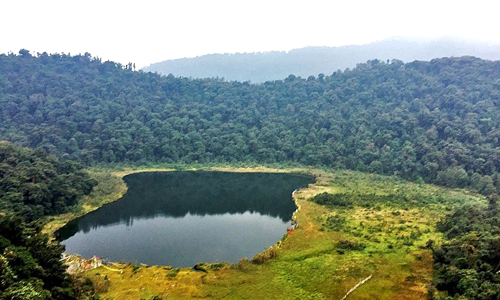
[67,167,483,300]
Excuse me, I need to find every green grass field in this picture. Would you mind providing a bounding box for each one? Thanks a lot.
[60,167,483,299]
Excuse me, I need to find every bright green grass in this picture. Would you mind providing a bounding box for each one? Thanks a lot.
[77,167,484,300]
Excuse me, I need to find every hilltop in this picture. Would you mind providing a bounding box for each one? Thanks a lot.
[143,37,500,82]
[1,52,500,195]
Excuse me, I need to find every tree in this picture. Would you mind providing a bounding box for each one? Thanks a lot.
[0,214,75,300]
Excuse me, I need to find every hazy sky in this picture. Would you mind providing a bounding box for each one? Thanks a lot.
[2,0,499,68]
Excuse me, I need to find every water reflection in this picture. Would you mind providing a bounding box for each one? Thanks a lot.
[57,171,314,266]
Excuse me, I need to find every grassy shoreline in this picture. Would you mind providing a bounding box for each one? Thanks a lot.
[43,169,128,236]
[46,166,484,299]
[43,165,318,236]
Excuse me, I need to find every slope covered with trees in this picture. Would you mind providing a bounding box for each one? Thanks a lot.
[0,142,98,299]
[0,141,96,221]
[432,195,500,299]
[2,50,500,299]
[2,51,500,195]
[0,214,93,300]
[143,38,500,82]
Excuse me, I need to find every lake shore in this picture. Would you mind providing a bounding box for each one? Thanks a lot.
[58,171,313,267]
[43,165,321,238]
[44,166,481,299]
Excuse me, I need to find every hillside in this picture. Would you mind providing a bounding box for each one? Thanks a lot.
[1,51,500,195]
[0,141,96,221]
[76,168,490,299]
[143,38,500,82]
[2,50,500,299]
[0,141,98,299]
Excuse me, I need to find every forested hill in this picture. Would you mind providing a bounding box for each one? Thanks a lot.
[1,51,500,194]
[0,141,97,299]
[0,141,96,221]
[143,38,500,82]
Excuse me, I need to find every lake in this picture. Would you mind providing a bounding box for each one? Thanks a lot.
[57,171,314,267]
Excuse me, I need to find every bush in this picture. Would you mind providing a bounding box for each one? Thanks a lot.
[236,258,250,271]
[210,263,225,270]
[310,192,353,207]
[337,239,365,251]
[167,268,180,277]
[322,214,347,231]
[251,248,278,264]
[193,263,208,272]
[92,275,110,294]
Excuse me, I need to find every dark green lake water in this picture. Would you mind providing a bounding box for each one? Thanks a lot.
[57,171,314,267]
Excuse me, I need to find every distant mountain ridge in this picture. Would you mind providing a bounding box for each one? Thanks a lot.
[143,38,500,82]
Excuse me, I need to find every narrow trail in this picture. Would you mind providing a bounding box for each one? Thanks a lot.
[102,265,123,273]
[340,274,372,300]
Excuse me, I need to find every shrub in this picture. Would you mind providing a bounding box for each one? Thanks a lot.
[193,263,208,272]
[167,268,180,277]
[322,214,347,231]
[210,263,225,270]
[92,274,110,294]
[251,248,278,264]
[337,239,365,251]
[236,258,250,271]
[310,192,353,207]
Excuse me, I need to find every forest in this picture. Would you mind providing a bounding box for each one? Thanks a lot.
[2,50,500,299]
[0,142,98,299]
[1,51,500,195]
[0,141,96,221]
[432,195,500,299]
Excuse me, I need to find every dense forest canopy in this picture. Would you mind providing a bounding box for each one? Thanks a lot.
[143,38,500,82]
[1,51,500,195]
[2,49,500,299]
[432,195,500,299]
[0,141,96,221]
[0,214,85,300]
[0,142,98,299]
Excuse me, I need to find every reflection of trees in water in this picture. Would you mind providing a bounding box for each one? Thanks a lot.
[57,172,314,240]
